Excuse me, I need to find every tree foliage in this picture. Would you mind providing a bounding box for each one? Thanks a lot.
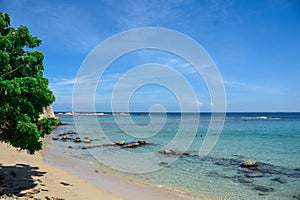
[0,12,56,154]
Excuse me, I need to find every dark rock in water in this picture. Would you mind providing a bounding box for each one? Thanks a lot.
[254,185,274,192]
[52,137,59,141]
[74,137,82,143]
[103,143,116,146]
[225,175,242,179]
[207,171,221,177]
[285,169,300,178]
[263,168,281,174]
[60,136,75,142]
[125,142,140,148]
[208,157,244,168]
[138,140,146,145]
[258,164,281,174]
[241,160,258,168]
[158,149,190,157]
[10,171,16,177]
[238,177,253,183]
[293,194,300,200]
[115,141,126,146]
[67,131,76,134]
[258,193,267,196]
[83,139,91,143]
[233,154,246,159]
[272,176,288,184]
[103,140,150,148]
[82,145,102,149]
[214,160,227,166]
[67,146,73,149]
[238,167,252,173]
[159,149,177,155]
[123,141,148,148]
[61,136,67,142]
[228,158,242,165]
[159,162,168,166]
[58,133,66,136]
[178,152,190,157]
[245,172,264,178]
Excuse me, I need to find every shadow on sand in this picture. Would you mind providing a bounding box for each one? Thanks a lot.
[0,163,46,195]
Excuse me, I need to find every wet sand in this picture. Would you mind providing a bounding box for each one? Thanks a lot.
[0,141,201,199]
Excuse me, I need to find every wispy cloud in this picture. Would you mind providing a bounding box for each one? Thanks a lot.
[54,78,77,86]
[108,0,185,29]
[162,57,198,75]
[225,79,282,95]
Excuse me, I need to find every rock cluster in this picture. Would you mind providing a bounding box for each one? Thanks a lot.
[125,140,147,148]
[52,131,94,145]
[52,131,153,151]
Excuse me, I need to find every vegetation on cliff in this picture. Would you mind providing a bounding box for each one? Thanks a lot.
[0,12,56,154]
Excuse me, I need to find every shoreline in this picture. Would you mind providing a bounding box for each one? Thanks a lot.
[44,136,208,200]
[0,138,208,200]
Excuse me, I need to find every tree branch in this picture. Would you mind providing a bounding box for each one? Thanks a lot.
[1,63,26,77]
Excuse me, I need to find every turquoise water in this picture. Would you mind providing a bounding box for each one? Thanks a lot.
[50,113,300,200]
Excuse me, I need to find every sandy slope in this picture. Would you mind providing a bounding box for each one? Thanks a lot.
[0,142,121,200]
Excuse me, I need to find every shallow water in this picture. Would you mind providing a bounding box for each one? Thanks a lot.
[50,113,300,200]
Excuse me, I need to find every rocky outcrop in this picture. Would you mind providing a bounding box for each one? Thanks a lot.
[158,149,190,157]
[40,105,55,118]
[39,104,61,125]
[241,160,259,168]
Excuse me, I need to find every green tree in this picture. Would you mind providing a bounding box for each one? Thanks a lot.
[0,12,56,154]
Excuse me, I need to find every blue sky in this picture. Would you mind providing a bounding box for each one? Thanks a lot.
[1,0,300,112]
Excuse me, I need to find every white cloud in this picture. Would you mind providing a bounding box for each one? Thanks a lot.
[110,0,184,29]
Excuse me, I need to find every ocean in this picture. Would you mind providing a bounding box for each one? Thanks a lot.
[48,112,300,200]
